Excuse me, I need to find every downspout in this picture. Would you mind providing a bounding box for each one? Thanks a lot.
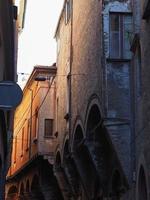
[69,0,73,147]
[28,88,33,160]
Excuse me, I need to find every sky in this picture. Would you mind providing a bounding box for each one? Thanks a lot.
[16,0,64,85]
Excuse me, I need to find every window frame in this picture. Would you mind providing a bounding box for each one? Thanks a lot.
[18,0,27,31]
[109,12,132,60]
[65,0,71,24]
[26,119,30,151]
[44,118,54,138]
[33,108,39,139]
[14,136,17,163]
[21,127,24,157]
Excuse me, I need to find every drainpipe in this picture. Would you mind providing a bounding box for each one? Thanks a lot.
[28,88,33,159]
[69,0,73,148]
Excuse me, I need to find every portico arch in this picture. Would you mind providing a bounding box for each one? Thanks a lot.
[19,182,24,199]
[6,185,18,200]
[110,170,123,199]
[54,151,61,169]
[138,166,148,200]
[31,174,44,200]
[85,103,128,198]
[72,125,84,151]
[72,124,99,199]
[26,179,29,193]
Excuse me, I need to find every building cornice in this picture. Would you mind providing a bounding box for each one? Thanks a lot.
[23,65,57,94]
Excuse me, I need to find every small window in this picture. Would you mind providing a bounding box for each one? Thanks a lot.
[65,0,71,24]
[14,137,17,163]
[18,0,27,31]
[33,108,38,138]
[57,36,60,55]
[44,119,53,137]
[26,119,30,150]
[109,13,132,59]
[21,127,24,156]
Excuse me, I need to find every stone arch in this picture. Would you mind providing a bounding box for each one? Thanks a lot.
[31,174,44,200]
[86,103,102,138]
[31,174,39,191]
[72,124,84,152]
[72,124,99,199]
[24,179,30,199]
[19,182,24,199]
[137,165,148,200]
[110,169,123,199]
[26,179,30,192]
[54,149,74,199]
[136,154,149,200]
[62,134,70,162]
[84,95,102,132]
[63,139,70,163]
[6,185,18,200]
[71,117,85,151]
[26,179,29,192]
[55,151,62,168]
[85,103,123,197]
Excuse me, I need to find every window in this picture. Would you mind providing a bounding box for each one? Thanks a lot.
[17,0,27,31]
[138,166,148,200]
[57,36,60,55]
[26,119,30,150]
[65,0,71,24]
[143,0,150,19]
[14,137,17,163]
[21,127,24,156]
[44,119,53,137]
[110,13,132,59]
[33,108,38,138]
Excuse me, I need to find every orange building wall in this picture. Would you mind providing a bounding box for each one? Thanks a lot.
[8,68,57,177]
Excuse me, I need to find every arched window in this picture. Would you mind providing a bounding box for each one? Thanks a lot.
[138,166,148,200]
[7,185,18,200]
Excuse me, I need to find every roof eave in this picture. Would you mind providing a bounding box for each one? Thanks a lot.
[54,0,66,38]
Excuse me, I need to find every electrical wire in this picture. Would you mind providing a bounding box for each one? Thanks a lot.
[14,71,94,130]
[13,77,55,139]
[14,84,44,130]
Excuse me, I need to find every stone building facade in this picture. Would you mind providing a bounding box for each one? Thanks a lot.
[131,0,150,199]
[54,0,132,199]
[53,0,150,199]
[5,0,150,199]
